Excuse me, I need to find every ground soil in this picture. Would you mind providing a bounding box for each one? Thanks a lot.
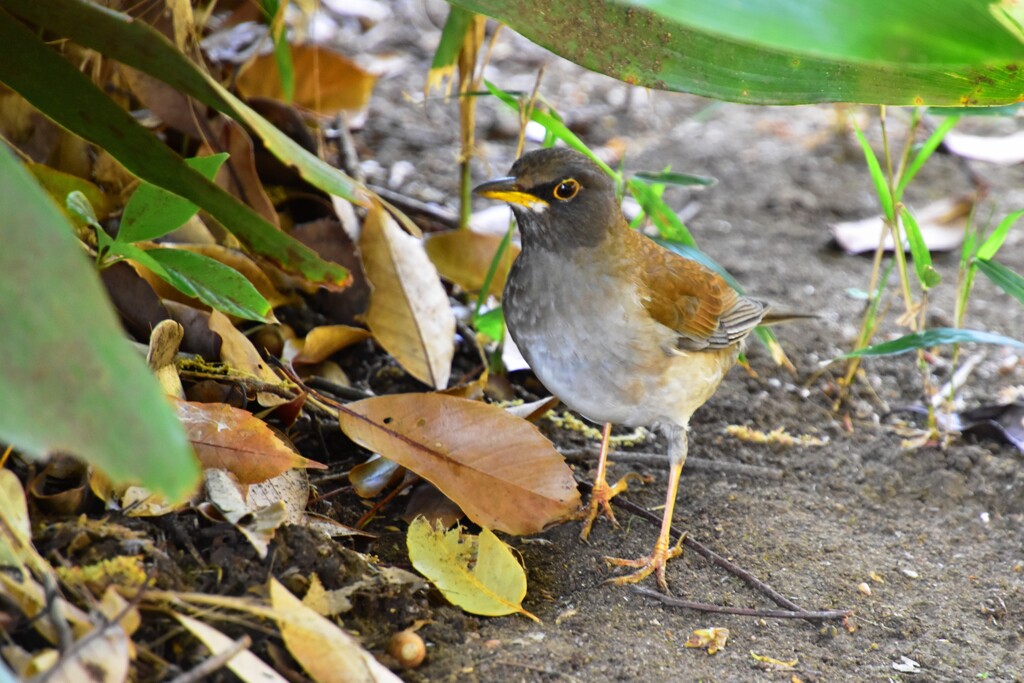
[338,4,1024,681]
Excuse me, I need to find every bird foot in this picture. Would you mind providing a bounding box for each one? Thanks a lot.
[579,472,645,541]
[603,533,686,593]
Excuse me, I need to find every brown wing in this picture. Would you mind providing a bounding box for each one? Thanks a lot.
[631,230,768,351]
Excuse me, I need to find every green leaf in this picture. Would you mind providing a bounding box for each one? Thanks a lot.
[127,247,274,322]
[853,127,894,223]
[119,154,228,243]
[842,327,1024,358]
[895,115,959,201]
[259,0,294,102]
[448,0,1024,106]
[0,146,200,500]
[900,207,941,290]
[976,258,1024,306]
[473,306,505,342]
[431,6,477,74]
[0,9,348,286]
[977,208,1024,260]
[633,170,716,187]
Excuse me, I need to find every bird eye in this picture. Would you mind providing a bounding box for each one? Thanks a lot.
[553,178,580,201]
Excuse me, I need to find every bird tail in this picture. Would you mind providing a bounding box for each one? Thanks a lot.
[759,310,818,326]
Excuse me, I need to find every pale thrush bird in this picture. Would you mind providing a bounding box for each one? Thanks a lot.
[475,147,775,592]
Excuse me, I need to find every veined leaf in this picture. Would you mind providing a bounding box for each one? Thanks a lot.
[976,258,1024,306]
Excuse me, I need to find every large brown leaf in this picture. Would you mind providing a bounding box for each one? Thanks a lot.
[337,394,580,535]
[424,230,519,297]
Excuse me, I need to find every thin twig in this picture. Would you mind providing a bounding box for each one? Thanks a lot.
[563,448,784,480]
[632,587,850,622]
[166,635,252,683]
[578,480,850,621]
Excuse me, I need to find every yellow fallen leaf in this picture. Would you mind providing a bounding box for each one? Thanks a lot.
[407,517,537,621]
[424,230,519,296]
[751,650,799,668]
[684,627,729,654]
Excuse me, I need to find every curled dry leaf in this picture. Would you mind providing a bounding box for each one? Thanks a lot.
[407,517,536,621]
[424,230,520,296]
[268,578,402,683]
[337,394,580,535]
[174,398,326,485]
[361,202,455,389]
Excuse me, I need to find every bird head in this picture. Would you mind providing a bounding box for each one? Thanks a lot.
[473,148,619,250]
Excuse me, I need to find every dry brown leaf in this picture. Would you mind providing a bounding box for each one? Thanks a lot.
[291,218,368,318]
[175,398,325,484]
[424,230,519,296]
[289,324,372,366]
[361,202,455,388]
[197,117,280,227]
[337,394,580,535]
[237,44,377,116]
[208,310,279,383]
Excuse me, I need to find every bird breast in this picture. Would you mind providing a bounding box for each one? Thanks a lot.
[503,248,736,428]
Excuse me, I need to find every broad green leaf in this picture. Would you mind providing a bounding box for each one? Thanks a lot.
[895,115,959,200]
[977,208,1024,260]
[450,0,1024,105]
[633,170,716,187]
[976,258,1024,306]
[842,328,1024,358]
[407,518,537,620]
[143,248,275,322]
[900,208,941,290]
[119,154,228,243]
[853,127,894,222]
[0,10,348,286]
[0,146,200,500]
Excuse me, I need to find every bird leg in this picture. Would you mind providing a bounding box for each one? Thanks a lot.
[580,423,641,540]
[604,428,688,592]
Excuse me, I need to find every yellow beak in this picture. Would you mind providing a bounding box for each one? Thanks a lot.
[472,177,549,211]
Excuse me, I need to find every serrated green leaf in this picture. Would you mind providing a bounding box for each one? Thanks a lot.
[976,258,1024,306]
[842,327,1024,358]
[119,154,228,243]
[407,518,536,620]
[0,146,200,501]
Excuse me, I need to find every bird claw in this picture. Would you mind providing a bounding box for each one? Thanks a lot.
[603,532,686,593]
[579,472,645,541]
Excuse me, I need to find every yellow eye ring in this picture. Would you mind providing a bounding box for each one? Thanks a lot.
[553,178,580,201]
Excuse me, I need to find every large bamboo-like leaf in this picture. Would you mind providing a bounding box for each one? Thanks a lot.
[449,0,1024,105]
[0,8,348,287]
[0,146,200,501]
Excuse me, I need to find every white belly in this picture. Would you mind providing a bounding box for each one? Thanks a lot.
[504,250,736,428]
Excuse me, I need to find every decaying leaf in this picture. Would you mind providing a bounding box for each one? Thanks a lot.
[175,399,326,484]
[361,201,455,389]
[268,578,402,683]
[337,394,580,535]
[750,651,799,669]
[406,517,536,620]
[201,468,289,558]
[237,44,377,116]
[685,627,730,655]
[830,196,972,254]
[424,229,519,296]
[207,310,279,383]
[35,622,130,683]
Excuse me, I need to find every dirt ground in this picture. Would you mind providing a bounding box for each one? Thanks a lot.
[333,3,1024,681]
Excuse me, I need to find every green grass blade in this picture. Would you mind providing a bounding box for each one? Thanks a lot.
[975,258,1024,306]
[633,170,716,187]
[895,115,959,200]
[842,327,1024,357]
[853,127,894,222]
[628,179,696,245]
[900,207,941,290]
[977,208,1024,260]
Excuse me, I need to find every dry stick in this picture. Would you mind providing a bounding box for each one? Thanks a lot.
[632,587,850,621]
[578,480,851,623]
[166,635,252,683]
